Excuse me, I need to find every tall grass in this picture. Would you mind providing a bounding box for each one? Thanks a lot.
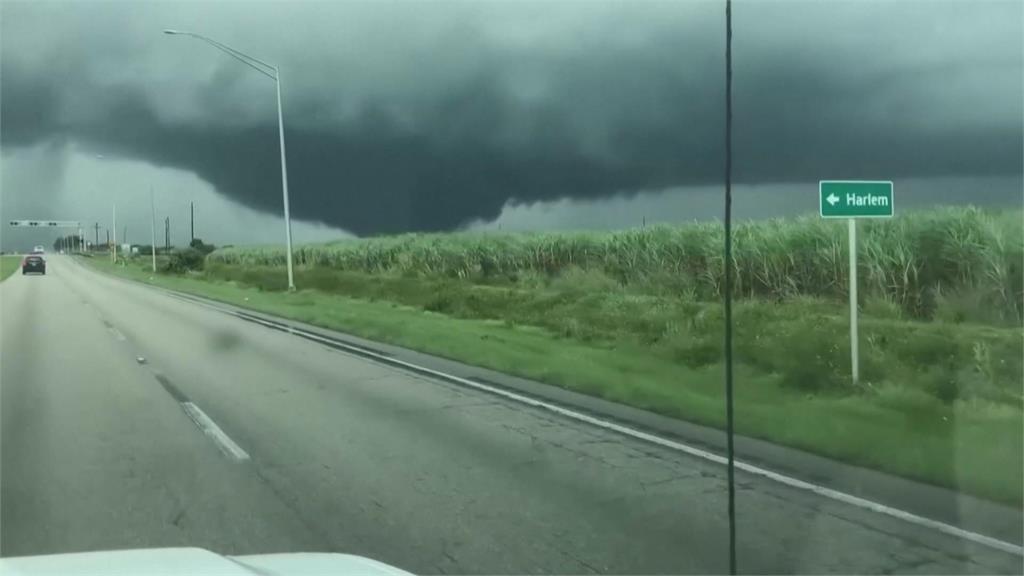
[209,206,1023,322]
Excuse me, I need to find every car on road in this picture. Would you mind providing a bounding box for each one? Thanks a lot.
[32,245,45,254]
[22,254,46,275]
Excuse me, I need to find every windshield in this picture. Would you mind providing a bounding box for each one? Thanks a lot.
[1,1,1021,574]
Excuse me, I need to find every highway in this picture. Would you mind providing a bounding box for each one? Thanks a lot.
[1,255,1021,574]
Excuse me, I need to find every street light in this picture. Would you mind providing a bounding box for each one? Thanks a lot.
[163,29,296,290]
[95,154,117,262]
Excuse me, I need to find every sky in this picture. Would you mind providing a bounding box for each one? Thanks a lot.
[1,0,1021,251]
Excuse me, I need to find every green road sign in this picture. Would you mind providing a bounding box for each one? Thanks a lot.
[819,181,894,218]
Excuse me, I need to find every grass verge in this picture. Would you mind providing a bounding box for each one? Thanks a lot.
[1,256,22,281]
[82,255,1023,505]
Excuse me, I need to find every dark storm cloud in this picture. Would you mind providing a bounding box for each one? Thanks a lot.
[2,1,1021,235]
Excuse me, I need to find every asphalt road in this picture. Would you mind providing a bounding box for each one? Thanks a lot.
[1,256,1021,574]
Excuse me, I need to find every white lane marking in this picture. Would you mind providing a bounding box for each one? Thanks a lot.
[180,402,250,462]
[287,324,1024,557]
[87,277,1024,557]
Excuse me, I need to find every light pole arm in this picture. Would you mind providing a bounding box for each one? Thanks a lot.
[165,31,277,81]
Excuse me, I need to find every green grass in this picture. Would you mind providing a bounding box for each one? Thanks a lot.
[1,255,23,281]
[83,254,1024,505]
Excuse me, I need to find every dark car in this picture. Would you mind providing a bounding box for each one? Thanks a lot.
[22,255,46,275]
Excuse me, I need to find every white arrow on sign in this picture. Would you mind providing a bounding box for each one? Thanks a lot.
[826,193,840,206]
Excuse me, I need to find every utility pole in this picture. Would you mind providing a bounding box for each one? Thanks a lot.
[190,201,195,243]
[723,0,737,573]
[165,217,170,250]
[94,223,100,249]
[150,187,157,272]
[112,204,117,262]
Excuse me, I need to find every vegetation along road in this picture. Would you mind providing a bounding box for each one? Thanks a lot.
[84,206,1024,506]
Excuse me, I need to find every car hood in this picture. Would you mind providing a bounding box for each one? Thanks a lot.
[0,547,413,575]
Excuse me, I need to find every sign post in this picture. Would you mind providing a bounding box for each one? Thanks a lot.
[819,181,894,385]
[848,219,858,384]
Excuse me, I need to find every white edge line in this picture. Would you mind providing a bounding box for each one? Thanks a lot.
[97,275,1024,557]
[289,325,1024,557]
[181,401,251,462]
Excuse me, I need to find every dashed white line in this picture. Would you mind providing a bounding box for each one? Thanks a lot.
[181,401,250,462]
